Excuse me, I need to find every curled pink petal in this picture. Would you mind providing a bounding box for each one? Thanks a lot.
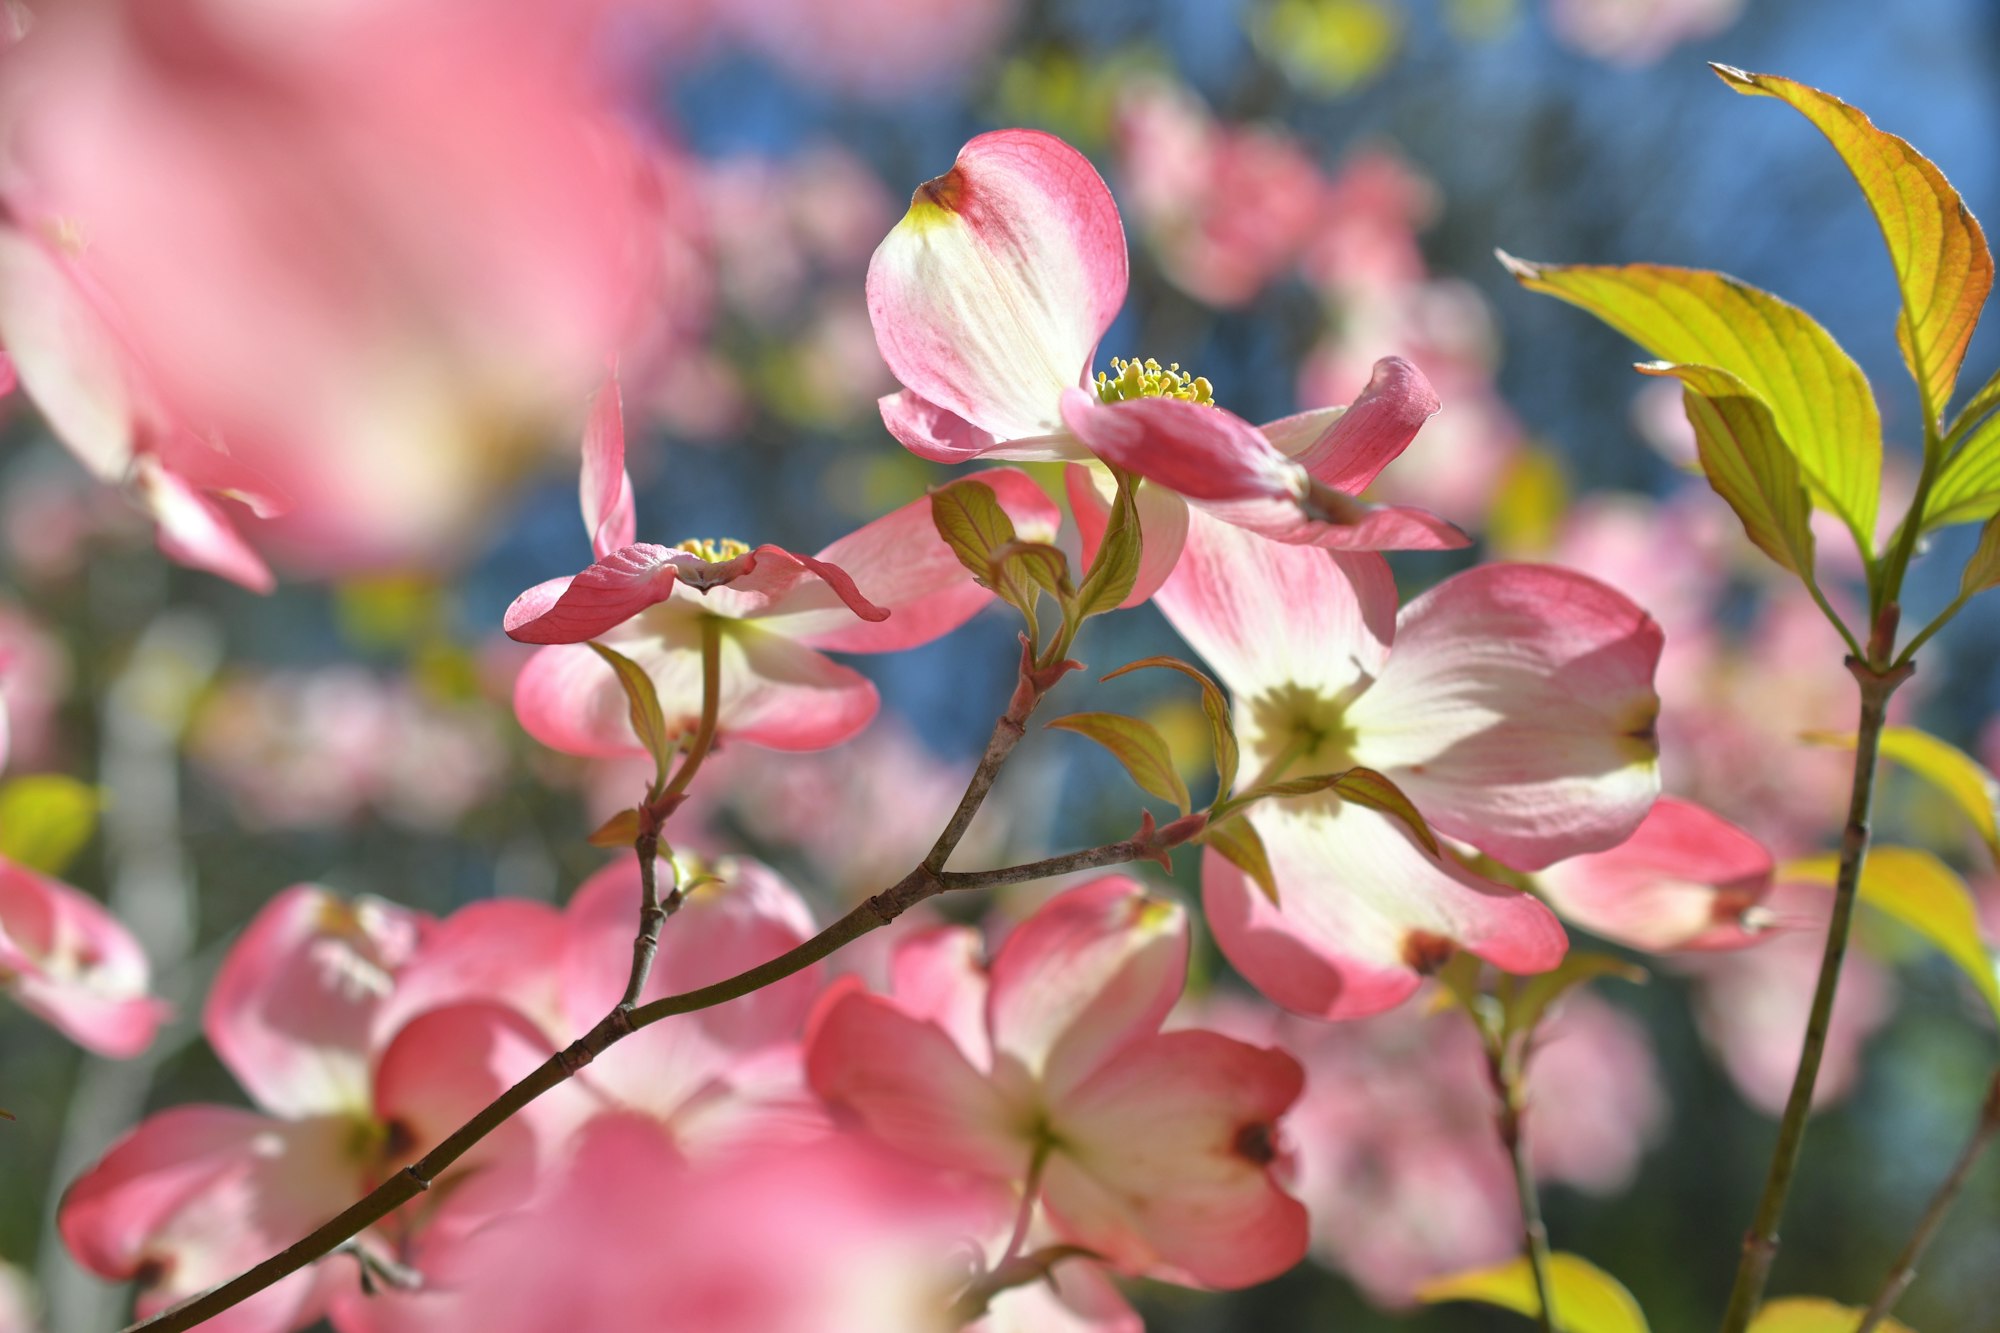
[985,877,1188,1102]
[0,858,165,1058]
[1203,804,1569,1021]
[1043,1029,1308,1288]
[1271,355,1441,493]
[1348,563,1664,870]
[501,546,682,645]
[579,370,636,560]
[1193,489,1469,553]
[869,130,1127,443]
[1060,390,1304,505]
[1537,796,1775,952]
[879,390,999,463]
[134,457,274,594]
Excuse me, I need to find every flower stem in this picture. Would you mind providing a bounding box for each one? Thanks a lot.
[1487,1041,1556,1333]
[1718,658,1910,1332]
[1854,1069,2000,1333]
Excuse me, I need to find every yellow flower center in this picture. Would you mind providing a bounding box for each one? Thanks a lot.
[1095,356,1215,407]
[674,537,752,563]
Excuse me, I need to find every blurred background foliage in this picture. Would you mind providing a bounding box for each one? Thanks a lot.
[3,0,2000,1328]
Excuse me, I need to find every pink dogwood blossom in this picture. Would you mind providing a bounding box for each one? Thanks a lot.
[867,128,1464,599]
[508,377,1061,755]
[60,886,552,1332]
[0,856,164,1058]
[1156,510,1662,1018]
[807,877,1309,1289]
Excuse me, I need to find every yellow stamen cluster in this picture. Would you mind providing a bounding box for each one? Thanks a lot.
[1095,357,1215,407]
[674,537,752,564]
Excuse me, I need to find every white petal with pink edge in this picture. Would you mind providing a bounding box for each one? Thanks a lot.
[0,857,165,1058]
[1202,801,1568,1021]
[1347,563,1663,870]
[868,130,1127,443]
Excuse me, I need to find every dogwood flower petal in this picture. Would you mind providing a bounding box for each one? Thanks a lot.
[1042,1029,1308,1288]
[1153,511,1395,707]
[985,877,1187,1102]
[1267,355,1441,493]
[371,899,568,1046]
[579,371,636,560]
[868,129,1126,443]
[204,886,426,1119]
[887,926,993,1070]
[0,857,166,1058]
[1346,564,1664,869]
[1203,803,1570,1021]
[1064,463,1192,608]
[1536,796,1774,952]
[1060,391,1307,507]
[806,988,1026,1179]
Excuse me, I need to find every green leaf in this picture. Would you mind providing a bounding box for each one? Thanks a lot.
[1805,726,2000,866]
[585,641,673,793]
[0,776,102,877]
[1239,766,1440,856]
[1747,1298,1913,1332]
[1417,1252,1650,1333]
[1929,418,2000,529]
[1074,471,1142,620]
[1205,815,1278,906]
[1505,952,1649,1044]
[1102,656,1238,799]
[1046,712,1192,816]
[587,807,643,849]
[1501,254,1881,550]
[1787,846,2000,1025]
[1715,65,1993,432]
[930,478,1017,576]
[1637,363,1816,576]
[1963,512,2000,597]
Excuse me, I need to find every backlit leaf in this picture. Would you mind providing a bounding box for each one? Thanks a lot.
[1962,513,2000,598]
[1715,65,1992,432]
[1639,362,1816,576]
[1074,471,1142,620]
[1506,952,1649,1044]
[1747,1298,1913,1332]
[1804,727,2000,866]
[1047,712,1191,816]
[1205,815,1278,906]
[1502,254,1880,550]
[0,775,101,877]
[1925,412,2000,528]
[931,479,1019,582]
[1787,846,2000,1025]
[585,641,672,794]
[1418,1252,1650,1333]
[1242,766,1440,855]
[1102,655,1239,798]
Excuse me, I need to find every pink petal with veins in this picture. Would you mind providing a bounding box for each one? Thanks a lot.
[579,370,636,560]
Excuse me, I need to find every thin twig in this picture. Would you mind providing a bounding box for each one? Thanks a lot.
[1719,658,1912,1332]
[1855,1069,2000,1333]
[999,1141,1052,1270]
[121,661,1125,1333]
[1485,1041,1556,1333]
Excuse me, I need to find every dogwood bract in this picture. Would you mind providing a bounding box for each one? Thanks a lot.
[1155,510,1663,1019]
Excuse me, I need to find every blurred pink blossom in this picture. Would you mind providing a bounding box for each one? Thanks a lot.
[189,668,504,832]
[0,1262,35,1333]
[1543,0,1747,67]
[0,0,672,582]
[0,856,165,1058]
[0,600,66,768]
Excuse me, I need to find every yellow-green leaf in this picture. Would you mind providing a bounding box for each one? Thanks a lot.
[587,807,643,849]
[1639,362,1816,576]
[1963,513,2000,598]
[931,479,1018,580]
[1506,952,1649,1044]
[1787,846,2000,1025]
[0,775,101,877]
[585,641,672,793]
[1418,1252,1650,1333]
[1102,656,1239,798]
[1715,65,1993,431]
[1074,470,1142,620]
[1047,712,1191,816]
[1929,416,2000,529]
[1747,1297,1913,1332]
[1804,727,2000,866]
[1501,254,1880,549]
[1244,766,1440,855]
[1206,815,1278,906]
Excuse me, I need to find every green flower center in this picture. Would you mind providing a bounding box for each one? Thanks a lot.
[1094,356,1215,407]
